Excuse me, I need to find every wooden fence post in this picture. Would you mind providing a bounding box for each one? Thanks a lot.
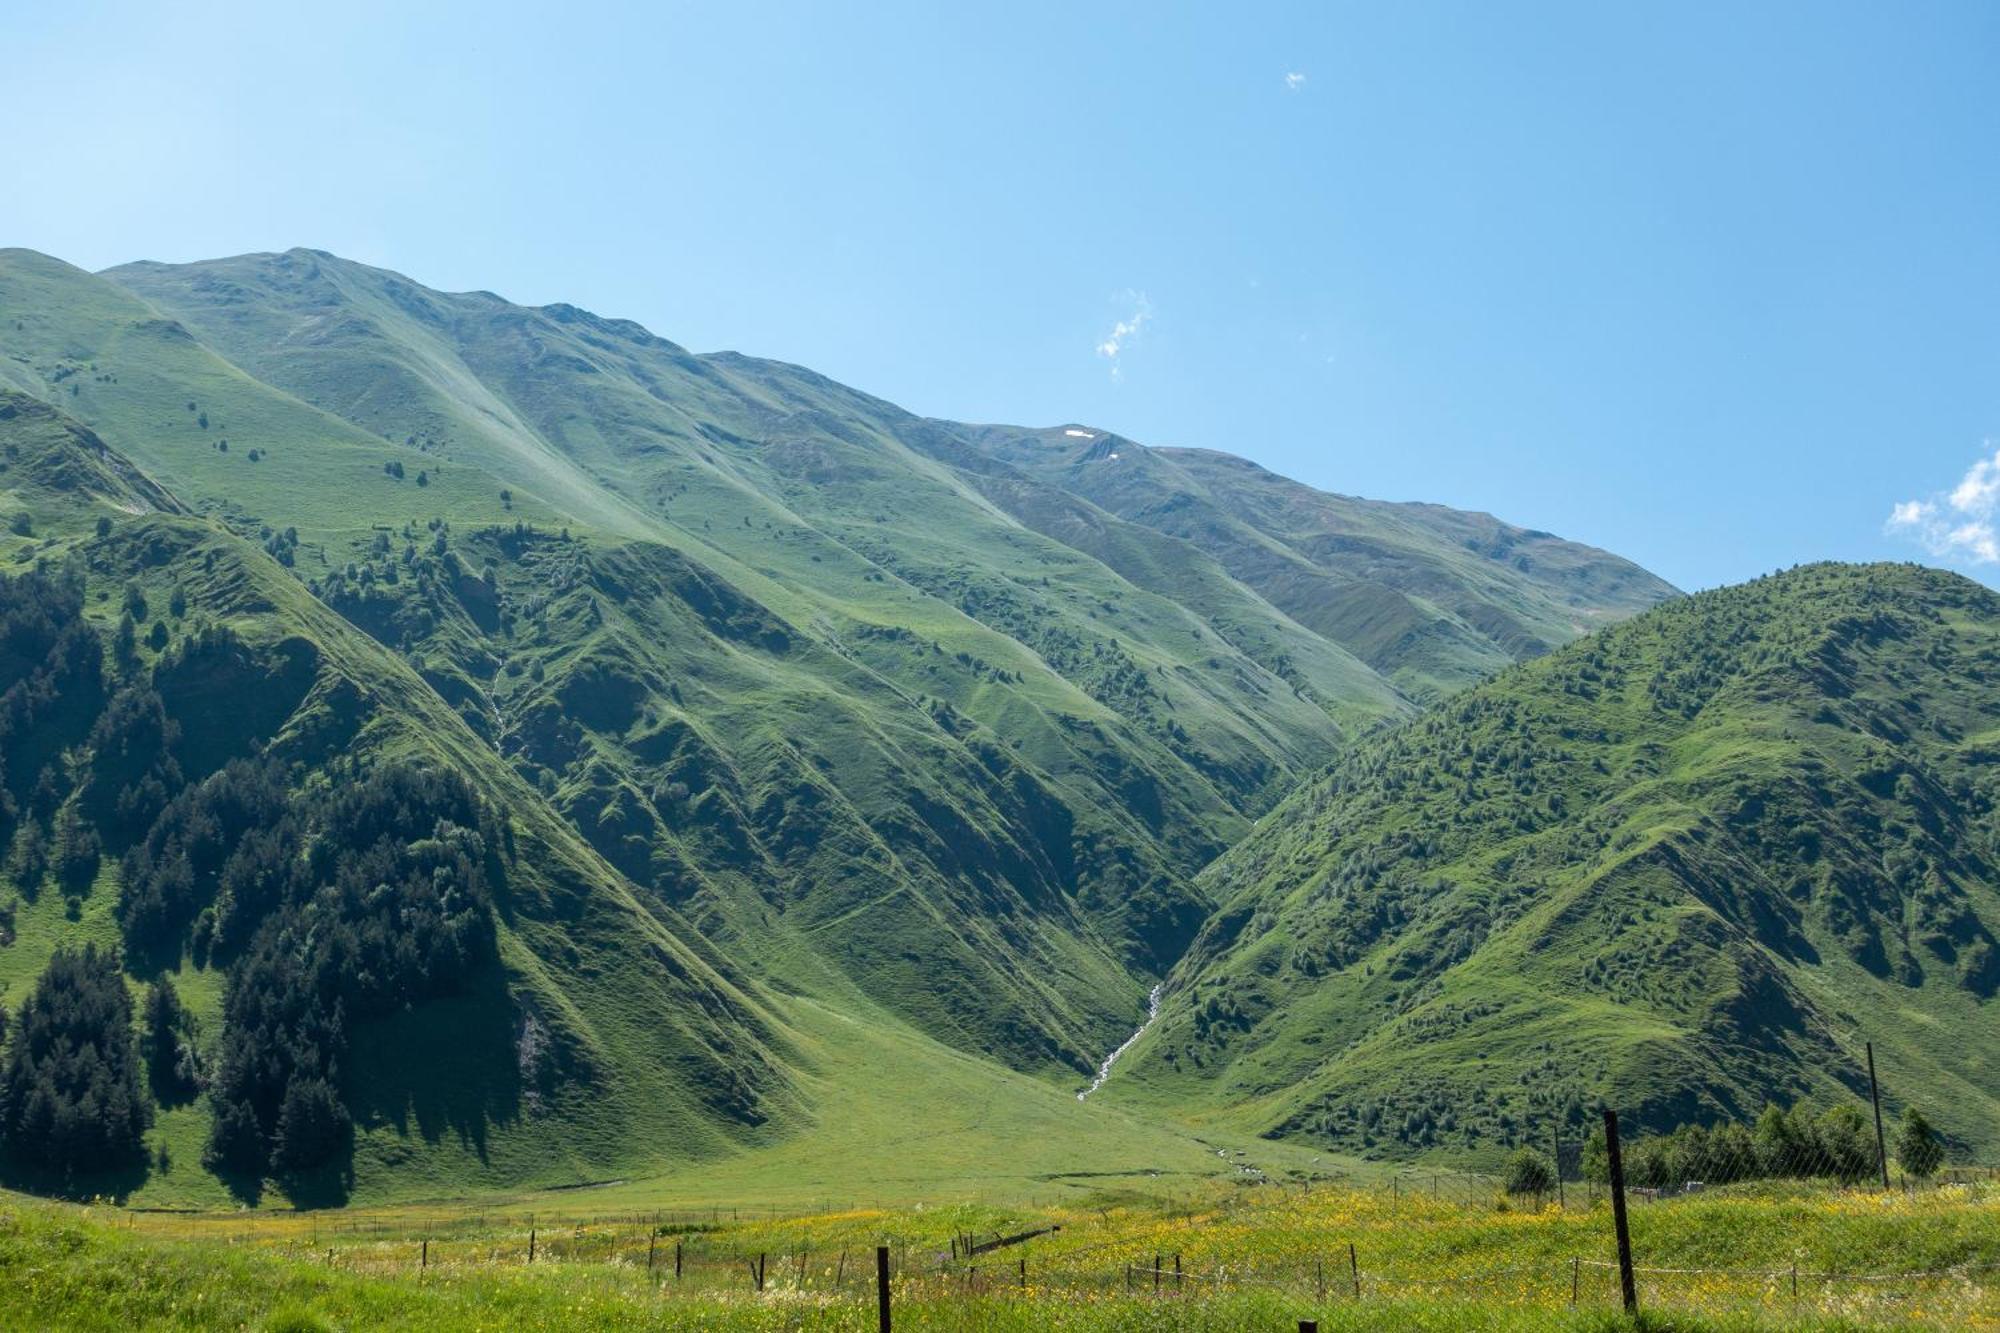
[528,1226,536,1264]
[1348,1241,1359,1298]
[675,1239,683,1279]
[1603,1108,1638,1315]
[1570,1255,1579,1306]
[421,1238,428,1270]
[1553,1126,1566,1209]
[876,1245,892,1333]
[647,1231,656,1272]
[1154,1253,1162,1294]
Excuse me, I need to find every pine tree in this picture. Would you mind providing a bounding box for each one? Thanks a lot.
[272,1076,349,1172]
[141,978,200,1104]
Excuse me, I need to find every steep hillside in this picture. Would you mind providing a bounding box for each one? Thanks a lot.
[1113,564,2000,1160]
[957,424,1678,700]
[0,395,799,1204]
[3,246,1674,1110]
[90,250,1659,1070]
[0,250,546,544]
[0,391,182,522]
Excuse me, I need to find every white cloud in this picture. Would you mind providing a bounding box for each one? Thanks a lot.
[1284,71,1307,92]
[1888,443,2000,564]
[1096,293,1151,379]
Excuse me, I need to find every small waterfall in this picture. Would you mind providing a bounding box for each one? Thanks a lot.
[1077,984,1164,1101]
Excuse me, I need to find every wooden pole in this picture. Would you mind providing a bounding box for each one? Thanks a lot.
[1553,1126,1566,1209]
[876,1245,892,1333]
[1867,1041,1891,1191]
[1348,1241,1359,1298]
[1570,1255,1579,1306]
[1603,1108,1638,1315]
[1174,1252,1182,1292]
[421,1239,428,1270]
[528,1227,536,1264]
[675,1240,683,1280]
[1300,1322,1319,1332]
[1154,1253,1162,1294]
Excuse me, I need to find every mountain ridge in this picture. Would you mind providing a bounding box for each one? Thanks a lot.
[1112,561,2000,1159]
[0,244,1694,1203]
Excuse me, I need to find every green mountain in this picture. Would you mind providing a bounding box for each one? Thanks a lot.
[0,244,1679,1201]
[956,425,1677,701]
[0,388,801,1202]
[82,250,1666,1038]
[1116,563,2000,1159]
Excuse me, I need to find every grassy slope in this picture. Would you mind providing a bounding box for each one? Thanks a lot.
[1113,563,2000,1162]
[0,391,1302,1207]
[956,423,1680,701]
[0,249,543,545]
[0,246,1685,1204]
[8,250,1177,1078]
[0,396,806,1206]
[95,251,1454,1066]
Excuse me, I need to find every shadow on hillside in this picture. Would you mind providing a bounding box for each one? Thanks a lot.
[278,1156,355,1210]
[343,968,522,1164]
[0,1155,150,1204]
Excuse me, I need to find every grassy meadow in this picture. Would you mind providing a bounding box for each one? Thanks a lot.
[3,1172,1994,1331]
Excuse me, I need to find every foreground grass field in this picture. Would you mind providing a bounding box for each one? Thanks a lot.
[4,1174,1992,1330]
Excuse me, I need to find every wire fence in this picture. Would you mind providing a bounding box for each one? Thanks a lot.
[111,1065,2000,1327]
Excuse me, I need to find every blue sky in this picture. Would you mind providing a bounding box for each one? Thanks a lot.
[5,1,1996,591]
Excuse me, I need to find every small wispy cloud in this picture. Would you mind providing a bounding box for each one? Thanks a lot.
[1283,71,1307,92]
[1888,443,2000,564]
[1096,293,1151,379]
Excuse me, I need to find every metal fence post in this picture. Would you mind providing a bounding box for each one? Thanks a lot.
[1867,1041,1891,1191]
[1603,1108,1638,1315]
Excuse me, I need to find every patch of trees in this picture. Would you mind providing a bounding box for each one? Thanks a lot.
[1587,1099,1947,1188]
[0,571,106,892]
[0,944,150,1181]
[194,764,502,1177]
[119,758,504,1177]
[116,757,291,958]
